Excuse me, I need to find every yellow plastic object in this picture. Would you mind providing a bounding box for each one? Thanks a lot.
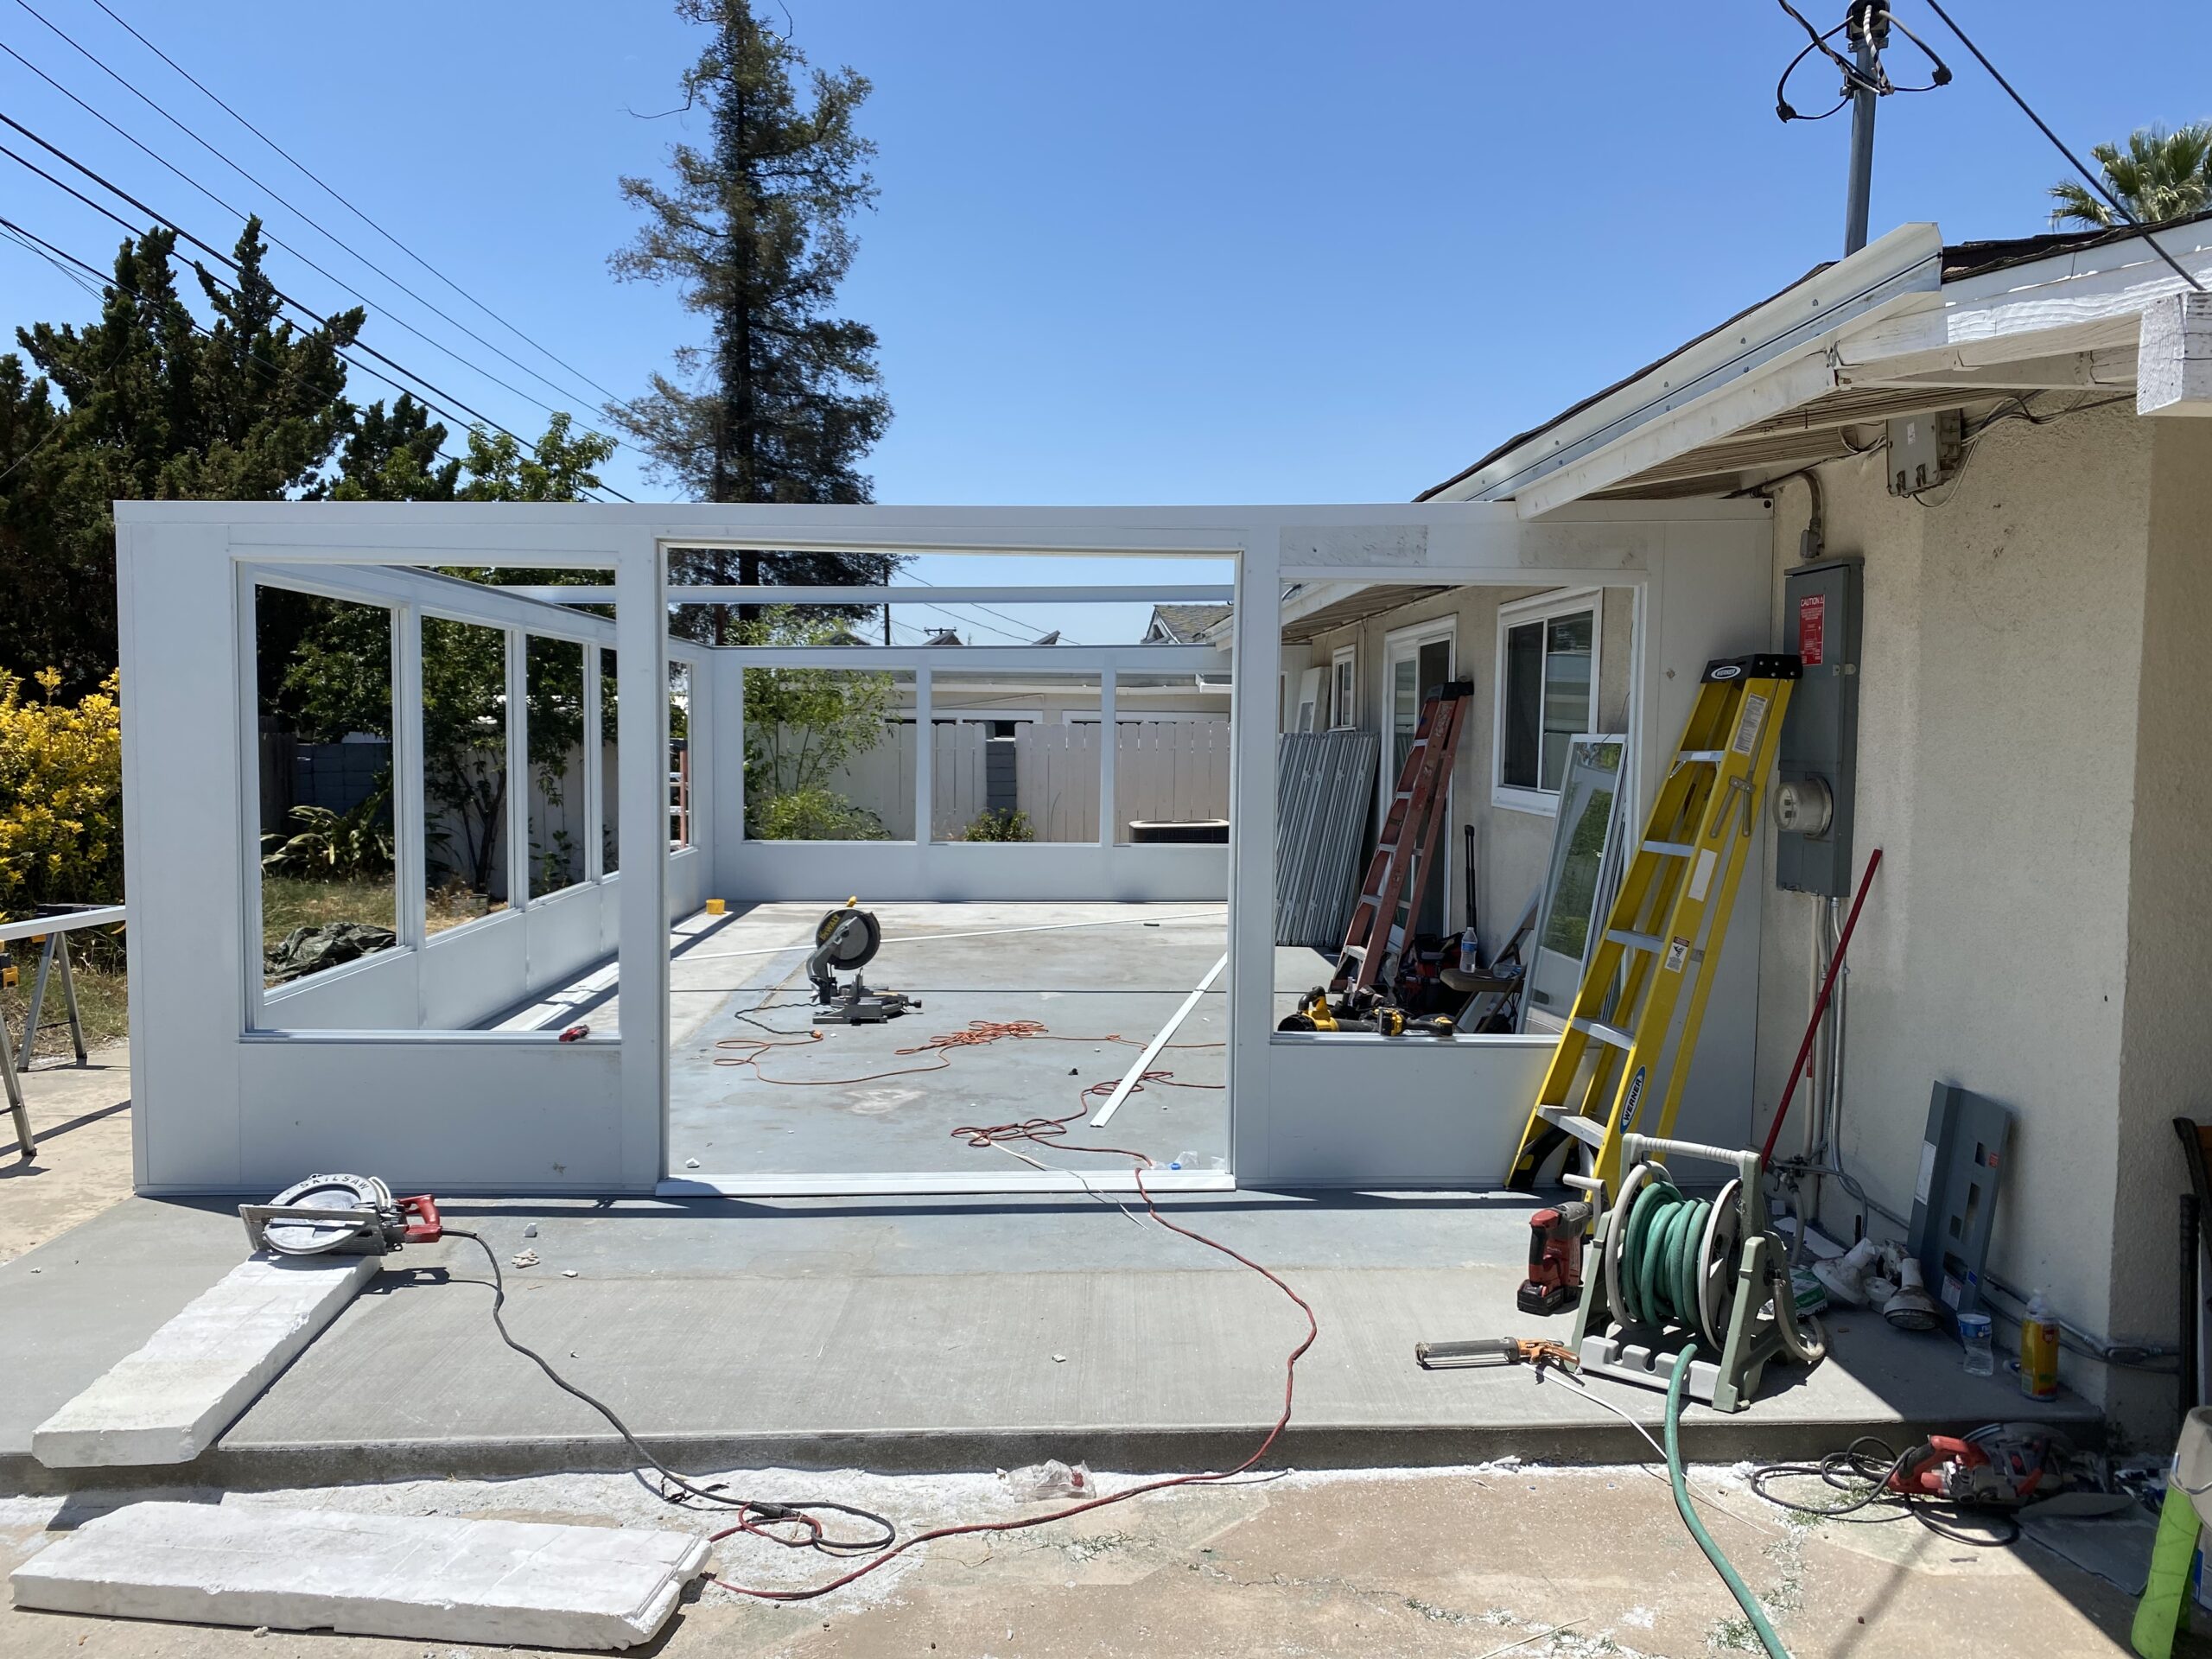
[2019,1293,2061,1400]
[705,899,726,916]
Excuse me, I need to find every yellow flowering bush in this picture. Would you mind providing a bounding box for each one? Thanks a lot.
[0,667,124,922]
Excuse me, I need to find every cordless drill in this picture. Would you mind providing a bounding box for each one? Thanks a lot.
[1516,1202,1593,1315]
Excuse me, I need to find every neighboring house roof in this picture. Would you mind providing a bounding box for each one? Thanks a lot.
[922,627,963,646]
[1415,213,2212,512]
[1143,602,1233,644]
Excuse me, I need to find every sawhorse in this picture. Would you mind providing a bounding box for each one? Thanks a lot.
[3,925,90,1161]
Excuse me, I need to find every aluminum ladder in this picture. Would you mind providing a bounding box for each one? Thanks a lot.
[1331,678,1472,999]
[1506,655,1800,1198]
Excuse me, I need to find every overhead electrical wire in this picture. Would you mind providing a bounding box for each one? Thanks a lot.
[906,569,1084,645]
[0,209,476,482]
[0,119,625,501]
[0,58,635,498]
[9,0,629,423]
[83,0,634,413]
[0,141,550,496]
[1913,0,2204,294]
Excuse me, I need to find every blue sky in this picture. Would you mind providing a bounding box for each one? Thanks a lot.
[3,0,2207,641]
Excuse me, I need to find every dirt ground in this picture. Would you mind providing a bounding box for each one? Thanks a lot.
[0,1461,2173,1658]
[1,1044,132,1263]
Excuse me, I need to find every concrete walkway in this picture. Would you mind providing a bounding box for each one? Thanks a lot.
[4,1187,2097,1493]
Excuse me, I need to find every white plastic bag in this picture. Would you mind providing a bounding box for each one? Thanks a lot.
[1001,1459,1092,1501]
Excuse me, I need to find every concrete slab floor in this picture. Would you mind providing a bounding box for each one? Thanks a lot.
[3,1193,2099,1491]
[0,1464,2185,1657]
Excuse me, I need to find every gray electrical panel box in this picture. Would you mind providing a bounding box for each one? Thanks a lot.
[1886,410,1961,496]
[1775,557,1860,896]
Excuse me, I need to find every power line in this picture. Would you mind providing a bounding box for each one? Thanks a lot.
[903,569,1081,645]
[0,208,476,483]
[11,0,627,423]
[0,136,565,495]
[0,37,639,485]
[79,0,636,414]
[0,115,630,500]
[1914,0,2204,294]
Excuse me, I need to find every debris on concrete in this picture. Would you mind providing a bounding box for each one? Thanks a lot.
[8,1500,709,1649]
[511,1249,539,1268]
[32,1252,380,1468]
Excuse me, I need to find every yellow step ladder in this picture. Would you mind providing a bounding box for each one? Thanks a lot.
[1506,654,1800,1198]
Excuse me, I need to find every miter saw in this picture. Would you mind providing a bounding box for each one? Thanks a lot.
[804,898,918,1025]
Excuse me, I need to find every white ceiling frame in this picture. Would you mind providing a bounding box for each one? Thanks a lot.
[499,584,1236,606]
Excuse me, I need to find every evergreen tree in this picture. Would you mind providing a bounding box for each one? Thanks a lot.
[610,0,897,641]
[3,221,362,695]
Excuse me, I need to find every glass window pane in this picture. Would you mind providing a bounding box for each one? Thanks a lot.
[1501,620,1543,790]
[526,636,587,898]
[257,588,397,984]
[1541,612,1594,791]
[421,615,511,928]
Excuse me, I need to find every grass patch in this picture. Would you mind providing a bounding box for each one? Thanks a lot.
[1,930,129,1059]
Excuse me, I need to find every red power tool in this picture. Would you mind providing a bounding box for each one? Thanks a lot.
[1516,1201,1593,1315]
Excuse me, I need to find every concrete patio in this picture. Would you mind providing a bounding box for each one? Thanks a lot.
[3,1185,2099,1496]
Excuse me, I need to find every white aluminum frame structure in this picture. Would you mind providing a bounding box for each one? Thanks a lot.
[116,499,1771,1198]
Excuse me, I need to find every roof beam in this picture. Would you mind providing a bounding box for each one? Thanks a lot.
[500,584,1234,606]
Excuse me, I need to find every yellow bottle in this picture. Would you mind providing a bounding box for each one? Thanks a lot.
[2019,1290,2060,1400]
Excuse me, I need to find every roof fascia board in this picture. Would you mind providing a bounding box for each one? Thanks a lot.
[1842,227,2212,368]
[1440,223,1943,507]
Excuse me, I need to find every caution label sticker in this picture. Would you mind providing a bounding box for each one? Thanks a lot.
[1731,692,1768,756]
[1663,936,1691,973]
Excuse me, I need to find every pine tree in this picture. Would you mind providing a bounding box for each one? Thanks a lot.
[610,0,897,641]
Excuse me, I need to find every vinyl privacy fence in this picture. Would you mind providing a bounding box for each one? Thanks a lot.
[795,720,1231,842]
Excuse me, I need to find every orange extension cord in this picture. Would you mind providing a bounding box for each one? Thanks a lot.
[700,1017,1315,1605]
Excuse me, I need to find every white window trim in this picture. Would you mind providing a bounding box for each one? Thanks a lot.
[1329,645,1358,730]
[1380,617,1459,917]
[1492,586,1603,817]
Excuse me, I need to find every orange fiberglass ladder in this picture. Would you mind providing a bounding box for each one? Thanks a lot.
[1330,678,1473,1000]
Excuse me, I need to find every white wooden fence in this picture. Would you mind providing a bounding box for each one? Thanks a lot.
[802,720,1230,842]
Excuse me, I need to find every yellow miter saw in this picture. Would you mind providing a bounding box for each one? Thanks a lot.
[806,898,919,1025]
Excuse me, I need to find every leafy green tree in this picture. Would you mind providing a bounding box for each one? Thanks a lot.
[741,609,894,840]
[2050,124,2212,228]
[611,0,898,642]
[3,222,362,696]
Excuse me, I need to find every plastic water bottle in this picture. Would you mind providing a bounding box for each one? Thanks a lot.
[1958,1310,1994,1376]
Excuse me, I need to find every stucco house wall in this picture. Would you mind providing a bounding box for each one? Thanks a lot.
[1761,403,2212,1428]
[1295,582,1637,963]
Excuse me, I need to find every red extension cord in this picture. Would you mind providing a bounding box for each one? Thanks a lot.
[701,1020,1316,1604]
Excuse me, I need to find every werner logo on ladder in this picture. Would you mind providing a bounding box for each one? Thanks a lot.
[1508,654,1801,1200]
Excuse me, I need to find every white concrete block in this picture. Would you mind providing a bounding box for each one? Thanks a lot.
[10,1501,709,1649]
[32,1252,379,1467]
[2139,293,2212,416]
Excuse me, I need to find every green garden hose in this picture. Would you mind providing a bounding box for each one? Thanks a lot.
[1666,1346,1789,1659]
[1611,1175,1793,1658]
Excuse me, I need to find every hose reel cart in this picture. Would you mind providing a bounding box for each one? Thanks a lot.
[1572,1134,1827,1412]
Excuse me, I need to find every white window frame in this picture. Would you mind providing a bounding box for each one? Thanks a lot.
[1380,616,1459,925]
[1329,645,1357,729]
[1492,586,1603,817]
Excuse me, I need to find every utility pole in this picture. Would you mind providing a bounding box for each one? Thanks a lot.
[1841,0,1889,255]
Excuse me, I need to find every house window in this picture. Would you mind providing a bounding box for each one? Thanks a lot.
[1329,646,1357,728]
[1496,589,1599,810]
